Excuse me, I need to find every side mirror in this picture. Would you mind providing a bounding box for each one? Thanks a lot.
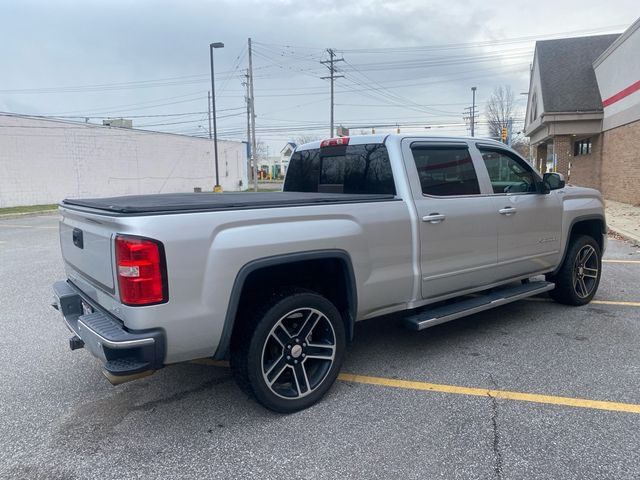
[542,172,565,191]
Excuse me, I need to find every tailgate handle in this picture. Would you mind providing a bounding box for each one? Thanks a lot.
[72,228,84,249]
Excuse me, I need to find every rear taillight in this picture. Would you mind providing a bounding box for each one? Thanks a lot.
[320,137,350,148]
[115,235,167,306]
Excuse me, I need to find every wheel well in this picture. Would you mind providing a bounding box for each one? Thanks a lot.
[570,218,605,251]
[232,256,356,344]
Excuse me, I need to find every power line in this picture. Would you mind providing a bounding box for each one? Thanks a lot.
[339,24,627,53]
[135,111,245,127]
[38,107,245,120]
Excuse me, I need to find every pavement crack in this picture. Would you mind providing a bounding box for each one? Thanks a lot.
[488,374,504,480]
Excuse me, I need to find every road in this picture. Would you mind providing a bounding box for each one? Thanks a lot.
[1,214,639,479]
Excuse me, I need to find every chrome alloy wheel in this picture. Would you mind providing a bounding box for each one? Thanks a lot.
[261,308,336,400]
[573,245,599,299]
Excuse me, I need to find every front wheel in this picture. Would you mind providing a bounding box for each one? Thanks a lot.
[230,290,346,413]
[547,235,602,306]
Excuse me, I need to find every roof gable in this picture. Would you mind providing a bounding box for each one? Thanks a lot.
[280,142,297,154]
[536,34,619,113]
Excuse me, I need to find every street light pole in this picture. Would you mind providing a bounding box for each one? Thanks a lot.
[209,42,224,192]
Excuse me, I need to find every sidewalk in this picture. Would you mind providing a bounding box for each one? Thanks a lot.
[605,199,640,245]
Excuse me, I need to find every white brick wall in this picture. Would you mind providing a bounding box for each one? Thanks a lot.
[0,114,248,207]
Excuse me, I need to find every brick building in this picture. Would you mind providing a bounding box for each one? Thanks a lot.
[524,19,640,205]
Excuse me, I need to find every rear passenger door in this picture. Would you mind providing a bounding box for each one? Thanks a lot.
[402,140,498,300]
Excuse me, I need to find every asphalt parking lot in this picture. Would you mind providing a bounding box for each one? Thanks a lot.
[1,214,639,480]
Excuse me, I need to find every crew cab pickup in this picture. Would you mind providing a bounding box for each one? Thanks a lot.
[52,134,606,412]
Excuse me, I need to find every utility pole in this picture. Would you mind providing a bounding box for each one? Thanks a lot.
[242,70,252,188]
[471,86,477,137]
[320,48,344,137]
[207,91,212,139]
[248,38,258,192]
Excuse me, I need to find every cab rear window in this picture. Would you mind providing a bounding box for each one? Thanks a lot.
[284,144,396,195]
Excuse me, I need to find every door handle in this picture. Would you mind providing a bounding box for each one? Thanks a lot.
[498,207,517,215]
[422,213,445,224]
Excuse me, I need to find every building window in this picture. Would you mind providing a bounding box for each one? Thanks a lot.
[574,138,592,156]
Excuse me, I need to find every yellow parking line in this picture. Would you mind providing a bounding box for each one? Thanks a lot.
[338,373,640,414]
[592,300,640,307]
[523,298,640,307]
[190,359,640,414]
[603,259,640,264]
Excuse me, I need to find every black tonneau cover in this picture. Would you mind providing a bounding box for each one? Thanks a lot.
[62,192,397,215]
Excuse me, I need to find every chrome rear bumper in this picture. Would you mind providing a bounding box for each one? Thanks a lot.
[52,281,165,380]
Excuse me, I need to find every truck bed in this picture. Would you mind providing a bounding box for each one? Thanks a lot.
[62,192,397,215]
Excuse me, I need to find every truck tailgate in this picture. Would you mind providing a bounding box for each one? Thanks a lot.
[60,214,115,291]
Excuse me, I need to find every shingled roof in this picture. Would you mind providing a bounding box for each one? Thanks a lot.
[536,34,620,113]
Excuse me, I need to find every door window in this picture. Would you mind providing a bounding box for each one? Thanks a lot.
[410,145,480,196]
[479,148,538,194]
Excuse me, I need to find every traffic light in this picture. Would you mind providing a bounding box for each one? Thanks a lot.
[501,127,508,142]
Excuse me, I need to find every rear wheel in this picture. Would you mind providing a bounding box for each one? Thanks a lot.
[230,289,346,413]
[547,235,601,306]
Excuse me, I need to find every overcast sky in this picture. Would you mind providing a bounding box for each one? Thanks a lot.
[0,0,637,153]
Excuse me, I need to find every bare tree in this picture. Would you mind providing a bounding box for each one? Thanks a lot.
[511,136,531,160]
[486,86,515,139]
[254,138,268,162]
[293,134,321,145]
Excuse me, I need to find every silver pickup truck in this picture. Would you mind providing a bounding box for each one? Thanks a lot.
[52,134,606,412]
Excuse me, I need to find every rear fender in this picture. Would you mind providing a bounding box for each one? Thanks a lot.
[213,250,357,359]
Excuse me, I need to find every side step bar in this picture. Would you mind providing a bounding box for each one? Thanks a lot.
[404,281,555,331]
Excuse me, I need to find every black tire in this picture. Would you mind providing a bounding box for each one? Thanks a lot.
[546,235,602,306]
[230,289,346,413]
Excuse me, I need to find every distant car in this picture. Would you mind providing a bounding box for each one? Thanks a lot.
[53,134,605,412]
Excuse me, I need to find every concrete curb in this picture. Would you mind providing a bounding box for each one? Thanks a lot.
[607,225,640,246]
[0,210,58,220]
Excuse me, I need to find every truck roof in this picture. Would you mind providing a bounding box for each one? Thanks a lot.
[296,134,507,151]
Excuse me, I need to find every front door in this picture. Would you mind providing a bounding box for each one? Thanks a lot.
[402,140,498,300]
[476,145,563,280]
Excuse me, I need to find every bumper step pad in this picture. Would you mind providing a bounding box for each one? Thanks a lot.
[105,357,151,374]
